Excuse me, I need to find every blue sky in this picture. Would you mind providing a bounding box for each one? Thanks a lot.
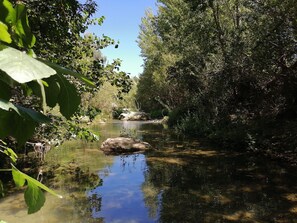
[88,0,157,76]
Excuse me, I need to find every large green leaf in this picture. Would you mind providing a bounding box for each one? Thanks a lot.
[24,181,45,214]
[10,111,37,145]
[11,165,62,214]
[56,74,81,119]
[0,99,50,144]
[16,105,50,123]
[0,99,50,123]
[12,167,25,187]
[12,165,62,198]
[14,4,36,48]
[0,70,16,87]
[0,22,11,43]
[0,45,56,83]
[0,99,20,115]
[43,76,61,108]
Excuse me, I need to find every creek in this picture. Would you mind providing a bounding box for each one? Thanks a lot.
[0,120,297,222]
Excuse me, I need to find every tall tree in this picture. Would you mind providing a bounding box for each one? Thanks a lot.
[137,0,297,149]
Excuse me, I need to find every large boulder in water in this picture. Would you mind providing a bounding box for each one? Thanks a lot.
[119,111,150,121]
[100,137,152,155]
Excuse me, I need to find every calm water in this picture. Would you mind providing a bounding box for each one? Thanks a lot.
[1,121,297,222]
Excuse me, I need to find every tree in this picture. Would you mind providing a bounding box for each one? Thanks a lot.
[137,0,297,150]
[0,0,99,213]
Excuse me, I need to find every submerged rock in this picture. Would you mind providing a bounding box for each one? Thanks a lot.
[100,137,152,155]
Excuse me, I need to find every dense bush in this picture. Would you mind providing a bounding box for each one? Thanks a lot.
[137,0,297,152]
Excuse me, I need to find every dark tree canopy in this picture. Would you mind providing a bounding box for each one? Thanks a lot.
[137,0,297,150]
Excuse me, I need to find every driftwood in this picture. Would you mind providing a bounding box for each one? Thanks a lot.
[100,137,152,155]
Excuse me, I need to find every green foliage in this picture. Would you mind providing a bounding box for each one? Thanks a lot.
[24,180,45,214]
[0,22,11,43]
[55,74,81,119]
[0,1,85,144]
[91,80,138,118]
[0,0,97,214]
[0,0,36,49]
[0,99,50,144]
[0,45,56,83]
[1,141,62,214]
[11,164,62,214]
[0,0,132,214]
[137,0,297,150]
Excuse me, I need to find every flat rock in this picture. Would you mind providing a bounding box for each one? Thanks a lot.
[100,137,152,155]
[119,111,150,121]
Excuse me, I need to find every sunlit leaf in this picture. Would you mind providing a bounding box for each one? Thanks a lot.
[14,4,36,48]
[0,0,16,24]
[0,22,11,43]
[24,181,45,214]
[0,45,56,83]
[3,148,18,163]
[12,165,62,198]
[12,167,25,187]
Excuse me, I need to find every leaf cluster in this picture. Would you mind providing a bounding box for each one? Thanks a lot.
[0,0,97,214]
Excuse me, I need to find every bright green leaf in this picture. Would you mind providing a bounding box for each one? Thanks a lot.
[12,165,62,198]
[0,45,56,83]
[0,22,11,43]
[12,167,25,187]
[3,148,18,163]
[0,0,16,24]
[14,4,36,48]
[24,181,45,214]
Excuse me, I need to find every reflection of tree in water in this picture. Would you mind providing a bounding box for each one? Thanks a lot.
[45,161,103,221]
[141,148,297,222]
[88,193,104,223]
[142,181,160,218]
[119,154,139,172]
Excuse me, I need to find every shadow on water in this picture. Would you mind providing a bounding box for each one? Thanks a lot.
[1,120,297,222]
[87,121,297,222]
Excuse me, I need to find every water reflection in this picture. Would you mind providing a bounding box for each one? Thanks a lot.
[88,154,158,223]
[1,121,297,222]
[143,148,297,222]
